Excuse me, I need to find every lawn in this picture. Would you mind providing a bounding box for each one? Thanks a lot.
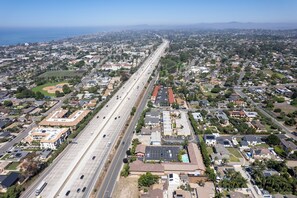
[253,143,270,149]
[38,70,84,78]
[206,147,214,155]
[6,162,20,170]
[229,155,240,162]
[227,148,242,158]
[32,81,67,97]
[1,154,10,160]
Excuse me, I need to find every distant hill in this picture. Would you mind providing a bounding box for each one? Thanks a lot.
[126,22,297,30]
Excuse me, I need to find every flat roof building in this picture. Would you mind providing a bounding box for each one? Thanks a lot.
[145,145,181,162]
[26,127,70,150]
[39,108,90,129]
[163,111,173,136]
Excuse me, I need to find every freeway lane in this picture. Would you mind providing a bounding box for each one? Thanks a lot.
[57,40,168,198]
[97,70,159,198]
[22,39,168,198]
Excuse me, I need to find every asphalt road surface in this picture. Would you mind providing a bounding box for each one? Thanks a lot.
[21,39,168,198]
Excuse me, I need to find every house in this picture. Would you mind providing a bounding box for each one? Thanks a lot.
[204,134,216,146]
[150,131,161,145]
[252,148,273,160]
[166,173,181,198]
[229,111,246,118]
[135,144,146,158]
[280,139,297,154]
[263,169,280,177]
[217,137,232,147]
[192,112,203,122]
[0,172,19,191]
[211,144,230,165]
[251,120,266,132]
[234,100,246,107]
[215,111,229,124]
[228,94,240,102]
[240,140,249,150]
[199,100,210,107]
[243,136,263,146]
[244,111,258,120]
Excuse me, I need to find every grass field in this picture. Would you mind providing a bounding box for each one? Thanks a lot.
[207,147,214,155]
[227,148,242,158]
[1,154,10,160]
[229,155,240,162]
[6,162,20,170]
[32,81,67,97]
[38,70,84,78]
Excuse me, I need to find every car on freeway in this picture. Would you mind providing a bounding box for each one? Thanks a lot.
[82,187,86,192]
[65,190,70,196]
[103,116,106,119]
[77,188,81,193]
[80,175,84,179]
[103,134,106,138]
[92,156,96,160]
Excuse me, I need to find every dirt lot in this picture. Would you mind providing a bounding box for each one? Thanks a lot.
[274,102,297,114]
[43,83,69,94]
[113,176,139,198]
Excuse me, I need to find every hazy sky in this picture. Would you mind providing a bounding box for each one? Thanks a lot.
[1,0,296,27]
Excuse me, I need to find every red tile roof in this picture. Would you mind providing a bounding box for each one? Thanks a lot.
[168,87,175,104]
[152,85,160,98]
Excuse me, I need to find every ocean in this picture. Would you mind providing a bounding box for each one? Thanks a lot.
[0,27,112,46]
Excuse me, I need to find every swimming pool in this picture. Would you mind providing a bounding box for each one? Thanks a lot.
[182,154,190,163]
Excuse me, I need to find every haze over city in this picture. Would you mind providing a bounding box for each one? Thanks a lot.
[1,0,297,27]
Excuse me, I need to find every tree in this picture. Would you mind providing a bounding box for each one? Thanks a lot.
[285,118,296,126]
[211,85,221,93]
[266,134,280,146]
[274,108,282,113]
[120,164,130,177]
[55,91,64,97]
[4,184,23,198]
[3,100,13,107]
[291,99,297,106]
[138,172,159,187]
[219,170,247,190]
[35,91,45,100]
[62,84,71,94]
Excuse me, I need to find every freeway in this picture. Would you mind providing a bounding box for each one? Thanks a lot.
[96,68,159,198]
[21,39,168,198]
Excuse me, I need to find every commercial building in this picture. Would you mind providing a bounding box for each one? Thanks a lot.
[39,108,90,129]
[145,145,181,162]
[130,143,206,175]
[25,127,70,150]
